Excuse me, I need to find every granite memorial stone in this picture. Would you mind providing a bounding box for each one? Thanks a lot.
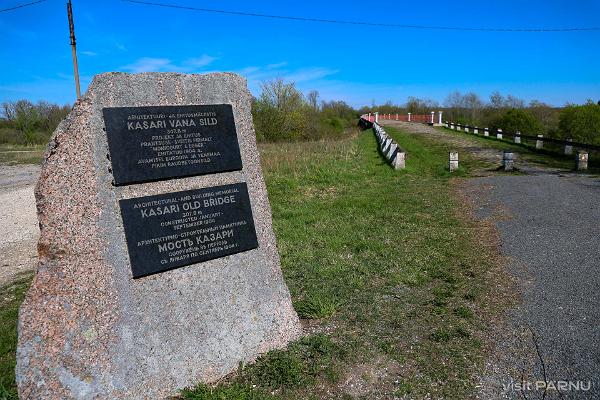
[16,72,301,399]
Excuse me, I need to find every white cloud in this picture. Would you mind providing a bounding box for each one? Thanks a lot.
[81,51,98,57]
[235,62,339,95]
[119,55,217,73]
[185,55,216,68]
[284,67,338,84]
[0,74,93,105]
[266,61,288,69]
[121,57,174,73]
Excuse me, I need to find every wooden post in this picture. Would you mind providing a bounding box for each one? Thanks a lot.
[67,0,81,99]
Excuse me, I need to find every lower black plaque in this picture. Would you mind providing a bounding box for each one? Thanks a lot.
[119,183,258,278]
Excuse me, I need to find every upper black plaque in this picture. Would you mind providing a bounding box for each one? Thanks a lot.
[119,183,259,278]
[103,105,242,185]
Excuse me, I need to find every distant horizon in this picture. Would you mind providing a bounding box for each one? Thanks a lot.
[1,73,596,111]
[1,0,599,109]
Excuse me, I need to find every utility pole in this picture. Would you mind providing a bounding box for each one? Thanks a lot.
[67,0,81,99]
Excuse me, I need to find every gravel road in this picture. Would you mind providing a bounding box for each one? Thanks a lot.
[0,165,40,286]
[468,173,600,399]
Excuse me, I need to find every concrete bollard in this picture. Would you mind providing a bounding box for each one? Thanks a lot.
[383,138,392,154]
[474,127,479,134]
[387,143,398,159]
[449,151,459,172]
[564,138,573,155]
[408,112,411,122]
[576,151,588,171]
[514,131,521,144]
[430,111,435,124]
[484,127,489,137]
[536,135,544,149]
[438,111,443,125]
[496,129,503,139]
[374,112,379,123]
[503,151,514,171]
[394,151,406,169]
[396,113,399,121]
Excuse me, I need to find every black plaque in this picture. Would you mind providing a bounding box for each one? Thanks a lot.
[119,183,258,278]
[103,105,242,185]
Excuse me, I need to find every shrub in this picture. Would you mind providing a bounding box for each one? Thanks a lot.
[1,100,70,146]
[558,101,600,144]
[489,108,543,135]
[252,80,357,142]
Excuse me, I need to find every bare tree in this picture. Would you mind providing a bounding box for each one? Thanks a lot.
[307,90,320,112]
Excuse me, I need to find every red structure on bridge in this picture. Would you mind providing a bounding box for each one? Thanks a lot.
[362,111,443,124]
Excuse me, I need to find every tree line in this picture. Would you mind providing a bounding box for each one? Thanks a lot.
[252,78,357,141]
[362,91,600,145]
[1,100,71,146]
[2,86,599,146]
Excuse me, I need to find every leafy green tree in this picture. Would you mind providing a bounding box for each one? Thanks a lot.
[7,100,41,145]
[252,79,358,142]
[490,108,543,135]
[558,101,600,144]
[1,100,70,145]
[252,79,307,141]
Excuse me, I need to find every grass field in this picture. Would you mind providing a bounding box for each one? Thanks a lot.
[0,145,45,165]
[0,127,510,399]
[0,274,33,400]
[181,127,509,399]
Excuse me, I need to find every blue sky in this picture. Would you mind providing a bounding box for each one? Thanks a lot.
[1,0,599,108]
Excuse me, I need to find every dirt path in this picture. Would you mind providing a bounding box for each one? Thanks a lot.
[382,120,568,175]
[383,120,503,167]
[0,164,40,286]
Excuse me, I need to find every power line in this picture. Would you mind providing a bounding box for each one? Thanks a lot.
[121,0,600,32]
[0,0,46,13]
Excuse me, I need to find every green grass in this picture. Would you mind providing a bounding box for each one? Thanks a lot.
[439,126,599,172]
[0,126,512,399]
[0,274,33,400]
[0,145,45,165]
[182,128,508,398]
